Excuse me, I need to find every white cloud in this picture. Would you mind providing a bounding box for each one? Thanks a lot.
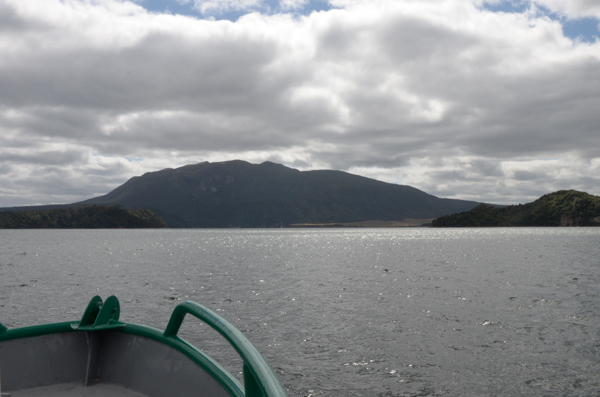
[192,0,263,14]
[0,0,599,206]
[279,0,309,11]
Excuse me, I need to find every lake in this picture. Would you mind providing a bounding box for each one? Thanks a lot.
[1,228,599,396]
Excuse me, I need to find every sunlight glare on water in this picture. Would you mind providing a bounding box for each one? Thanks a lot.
[1,228,599,396]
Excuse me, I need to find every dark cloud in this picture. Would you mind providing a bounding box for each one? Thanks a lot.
[468,159,505,177]
[0,150,87,166]
[0,163,11,175]
[513,169,547,181]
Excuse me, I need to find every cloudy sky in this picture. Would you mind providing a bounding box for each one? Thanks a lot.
[1,0,599,207]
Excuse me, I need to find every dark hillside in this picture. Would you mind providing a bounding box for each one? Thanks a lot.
[0,205,168,229]
[431,190,600,227]
[80,160,480,227]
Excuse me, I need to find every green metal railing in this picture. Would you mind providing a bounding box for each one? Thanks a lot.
[164,301,287,397]
[0,296,288,397]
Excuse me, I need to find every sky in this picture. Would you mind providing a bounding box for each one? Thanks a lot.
[0,0,599,207]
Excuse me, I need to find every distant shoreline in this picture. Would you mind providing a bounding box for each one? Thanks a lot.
[290,218,434,228]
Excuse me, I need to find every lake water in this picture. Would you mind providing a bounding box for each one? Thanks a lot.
[1,228,599,396]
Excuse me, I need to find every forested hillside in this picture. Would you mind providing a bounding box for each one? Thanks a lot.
[0,205,168,229]
[431,190,600,227]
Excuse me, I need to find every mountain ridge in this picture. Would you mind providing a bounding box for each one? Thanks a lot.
[1,160,483,228]
[79,160,481,227]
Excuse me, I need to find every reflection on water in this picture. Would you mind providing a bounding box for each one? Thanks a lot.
[1,228,600,396]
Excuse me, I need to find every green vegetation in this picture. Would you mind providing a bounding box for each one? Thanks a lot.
[77,160,481,227]
[0,205,168,229]
[431,190,600,227]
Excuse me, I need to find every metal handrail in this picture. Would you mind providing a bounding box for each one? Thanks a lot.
[164,301,287,397]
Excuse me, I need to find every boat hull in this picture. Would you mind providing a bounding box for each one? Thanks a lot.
[1,331,230,397]
[0,296,288,397]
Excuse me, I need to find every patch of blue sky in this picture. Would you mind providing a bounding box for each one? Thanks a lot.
[140,0,197,16]
[481,0,529,14]
[562,17,600,43]
[137,0,333,20]
[481,1,599,43]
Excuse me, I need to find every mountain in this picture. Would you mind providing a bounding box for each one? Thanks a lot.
[74,160,480,227]
[431,190,600,227]
[0,205,168,229]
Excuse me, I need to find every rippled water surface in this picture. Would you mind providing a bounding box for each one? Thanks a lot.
[1,228,600,396]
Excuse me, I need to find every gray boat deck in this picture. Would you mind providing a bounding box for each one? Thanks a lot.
[8,383,147,397]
